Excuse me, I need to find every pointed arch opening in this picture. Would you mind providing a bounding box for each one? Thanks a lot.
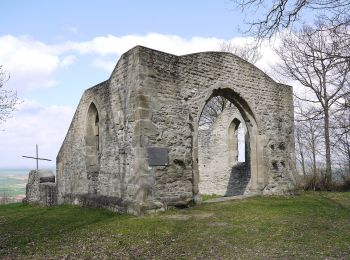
[86,102,100,169]
[196,87,260,198]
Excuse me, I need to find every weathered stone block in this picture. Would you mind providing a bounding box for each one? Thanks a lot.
[25,170,57,206]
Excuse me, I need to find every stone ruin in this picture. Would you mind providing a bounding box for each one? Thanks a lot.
[25,46,297,215]
[25,169,57,206]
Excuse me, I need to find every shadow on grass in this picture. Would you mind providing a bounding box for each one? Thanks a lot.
[0,203,119,256]
[1,193,350,259]
[318,192,350,212]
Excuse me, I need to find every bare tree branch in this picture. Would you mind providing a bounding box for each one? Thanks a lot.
[275,23,350,185]
[219,41,262,64]
[0,66,19,125]
[234,0,350,41]
[199,96,232,129]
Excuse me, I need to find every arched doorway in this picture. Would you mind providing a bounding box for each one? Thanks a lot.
[85,102,100,170]
[194,87,262,198]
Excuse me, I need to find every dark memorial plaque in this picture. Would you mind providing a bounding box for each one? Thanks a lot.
[147,147,169,166]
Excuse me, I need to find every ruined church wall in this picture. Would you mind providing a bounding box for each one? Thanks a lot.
[134,49,194,206]
[56,49,142,212]
[135,48,296,202]
[56,46,296,214]
[56,82,118,201]
[176,52,296,194]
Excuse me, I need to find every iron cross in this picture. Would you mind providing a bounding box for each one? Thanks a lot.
[22,144,52,172]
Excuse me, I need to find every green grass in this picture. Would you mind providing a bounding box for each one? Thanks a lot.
[201,193,222,201]
[1,192,350,259]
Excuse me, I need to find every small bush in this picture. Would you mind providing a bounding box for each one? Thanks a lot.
[299,172,350,192]
[332,175,350,191]
[0,193,10,205]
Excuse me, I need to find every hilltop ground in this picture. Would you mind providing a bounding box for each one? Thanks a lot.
[1,192,350,259]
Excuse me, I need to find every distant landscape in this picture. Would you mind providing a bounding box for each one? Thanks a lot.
[0,169,29,197]
[0,169,53,202]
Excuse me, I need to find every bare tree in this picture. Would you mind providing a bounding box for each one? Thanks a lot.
[295,121,307,176]
[219,41,262,64]
[275,24,350,186]
[294,101,324,179]
[199,96,231,129]
[331,89,350,174]
[333,125,350,174]
[0,66,18,125]
[234,0,350,40]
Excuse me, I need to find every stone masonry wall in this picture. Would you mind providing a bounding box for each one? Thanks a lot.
[57,49,144,214]
[136,47,296,199]
[56,46,296,215]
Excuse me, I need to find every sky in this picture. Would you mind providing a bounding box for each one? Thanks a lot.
[0,0,279,169]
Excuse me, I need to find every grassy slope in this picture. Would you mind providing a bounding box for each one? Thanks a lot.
[1,192,350,259]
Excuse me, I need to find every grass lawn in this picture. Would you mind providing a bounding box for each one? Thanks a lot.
[1,192,350,259]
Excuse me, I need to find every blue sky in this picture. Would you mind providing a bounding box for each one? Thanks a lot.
[0,0,276,169]
[2,1,244,41]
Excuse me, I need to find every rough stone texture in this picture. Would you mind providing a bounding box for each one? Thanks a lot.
[25,170,57,206]
[42,45,295,215]
[198,106,252,196]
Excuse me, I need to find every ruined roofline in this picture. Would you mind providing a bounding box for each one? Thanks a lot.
[84,79,109,93]
[57,80,109,161]
[110,45,292,89]
[76,45,292,105]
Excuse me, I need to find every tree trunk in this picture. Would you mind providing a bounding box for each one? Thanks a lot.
[324,106,332,187]
[300,150,306,177]
[346,132,350,173]
[296,126,307,176]
[311,136,317,190]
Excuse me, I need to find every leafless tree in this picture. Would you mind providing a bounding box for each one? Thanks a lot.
[275,24,350,186]
[219,41,262,64]
[333,126,350,174]
[0,66,18,125]
[331,89,350,174]
[234,0,350,40]
[199,96,231,129]
[295,121,307,176]
[294,101,324,179]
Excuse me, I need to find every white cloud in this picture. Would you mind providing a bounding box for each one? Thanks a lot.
[60,55,76,67]
[0,35,76,91]
[66,33,223,56]
[0,33,281,90]
[0,33,283,168]
[0,99,74,168]
[92,58,116,71]
[62,33,278,73]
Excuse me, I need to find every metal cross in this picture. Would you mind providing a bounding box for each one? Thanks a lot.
[22,144,52,172]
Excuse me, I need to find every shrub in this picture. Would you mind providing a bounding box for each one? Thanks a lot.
[299,171,350,192]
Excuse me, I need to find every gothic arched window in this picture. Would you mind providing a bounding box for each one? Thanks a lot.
[86,103,99,168]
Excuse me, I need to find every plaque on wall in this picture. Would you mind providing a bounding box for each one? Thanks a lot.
[147,147,169,166]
